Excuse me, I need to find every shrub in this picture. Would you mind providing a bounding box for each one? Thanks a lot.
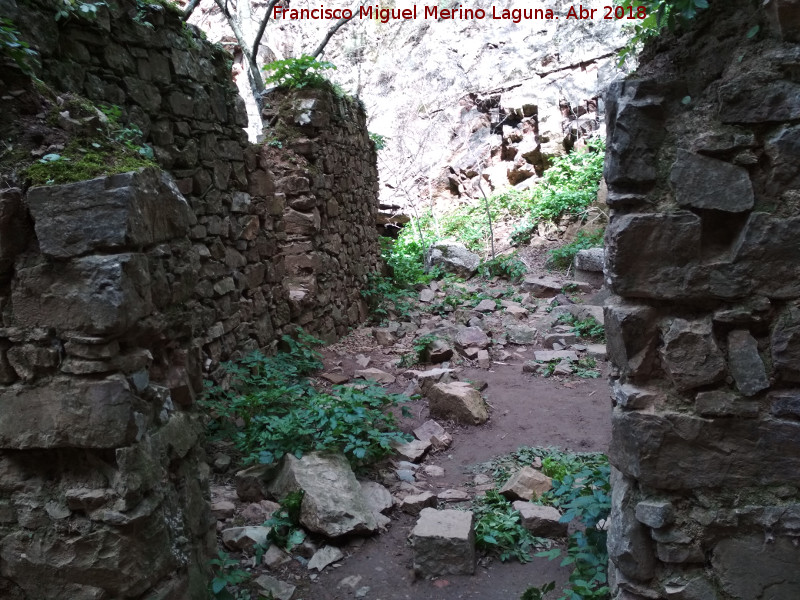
[200,331,412,466]
[478,252,527,281]
[263,55,336,89]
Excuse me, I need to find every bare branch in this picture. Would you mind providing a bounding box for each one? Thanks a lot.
[311,11,355,58]
[252,0,281,59]
[212,0,264,95]
[181,0,202,21]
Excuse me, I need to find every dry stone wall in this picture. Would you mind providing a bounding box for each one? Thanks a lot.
[604,1,800,598]
[0,1,379,597]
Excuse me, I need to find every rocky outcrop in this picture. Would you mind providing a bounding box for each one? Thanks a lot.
[604,3,800,598]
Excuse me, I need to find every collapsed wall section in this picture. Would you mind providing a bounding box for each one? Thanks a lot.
[0,1,379,597]
[604,1,800,598]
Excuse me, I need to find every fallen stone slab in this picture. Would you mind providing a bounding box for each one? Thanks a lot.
[543,333,578,349]
[477,349,490,368]
[574,247,605,272]
[513,502,567,537]
[210,500,236,521]
[235,463,278,502]
[411,508,475,578]
[268,452,378,538]
[422,465,445,478]
[263,545,292,569]
[407,367,456,393]
[354,368,396,384]
[533,350,579,362]
[419,289,435,303]
[428,381,489,425]
[255,574,296,600]
[308,545,344,571]
[500,466,552,501]
[424,339,454,364]
[522,276,563,297]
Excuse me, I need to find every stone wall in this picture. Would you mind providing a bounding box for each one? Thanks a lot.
[604,1,800,598]
[0,1,379,597]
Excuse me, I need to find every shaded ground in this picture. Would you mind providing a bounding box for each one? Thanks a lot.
[209,259,612,600]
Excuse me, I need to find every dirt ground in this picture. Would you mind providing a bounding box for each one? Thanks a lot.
[209,250,613,600]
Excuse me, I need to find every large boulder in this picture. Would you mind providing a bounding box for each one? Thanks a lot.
[268,452,378,538]
[425,242,480,277]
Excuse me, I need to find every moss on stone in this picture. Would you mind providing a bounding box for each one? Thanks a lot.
[25,144,156,186]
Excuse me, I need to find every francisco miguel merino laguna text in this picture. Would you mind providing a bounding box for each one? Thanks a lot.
[272,5,648,24]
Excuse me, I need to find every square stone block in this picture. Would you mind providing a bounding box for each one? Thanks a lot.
[410,508,475,579]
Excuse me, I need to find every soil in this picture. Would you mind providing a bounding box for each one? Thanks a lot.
[209,252,613,600]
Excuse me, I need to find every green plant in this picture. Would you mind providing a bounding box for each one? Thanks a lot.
[209,551,251,600]
[200,331,413,466]
[557,314,605,342]
[369,132,387,150]
[0,18,38,73]
[263,55,336,89]
[478,253,527,281]
[361,271,417,323]
[267,138,283,149]
[547,229,604,271]
[617,0,709,66]
[54,0,107,21]
[265,491,306,551]
[473,490,549,563]
[521,582,556,600]
[573,357,601,379]
[402,333,438,367]
[536,456,611,600]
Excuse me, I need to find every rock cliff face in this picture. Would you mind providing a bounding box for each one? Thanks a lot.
[189,0,629,219]
[604,1,800,598]
[0,0,379,596]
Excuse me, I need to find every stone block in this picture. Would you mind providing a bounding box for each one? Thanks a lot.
[607,468,656,582]
[427,381,488,425]
[695,390,759,418]
[401,491,438,515]
[0,375,135,449]
[634,500,675,529]
[669,150,754,212]
[512,502,567,537]
[660,318,725,392]
[770,390,800,419]
[604,302,659,379]
[410,508,475,578]
[26,169,192,258]
[12,253,152,335]
[719,75,800,124]
[606,212,701,300]
[712,535,800,598]
[604,79,666,189]
[772,302,800,382]
[454,326,490,349]
[611,408,800,488]
[574,247,605,272]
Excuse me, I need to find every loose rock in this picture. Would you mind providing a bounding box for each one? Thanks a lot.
[411,508,476,578]
[499,467,552,501]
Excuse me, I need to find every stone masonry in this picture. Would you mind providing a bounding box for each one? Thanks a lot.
[604,1,800,598]
[0,0,380,597]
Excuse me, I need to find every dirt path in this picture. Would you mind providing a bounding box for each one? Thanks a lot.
[209,262,613,600]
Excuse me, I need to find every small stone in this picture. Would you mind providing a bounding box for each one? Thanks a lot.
[354,368,395,384]
[419,289,436,303]
[393,439,431,463]
[355,354,371,368]
[211,500,236,521]
[438,489,470,502]
[423,465,445,478]
[428,381,489,425]
[455,327,490,349]
[586,344,607,360]
[533,350,578,362]
[321,372,350,384]
[401,491,438,515]
[355,586,370,598]
[462,346,480,359]
[505,322,538,345]
[308,545,344,571]
[396,469,416,483]
[221,526,271,552]
[373,329,396,347]
[474,299,496,312]
[543,333,578,349]
[263,545,291,569]
[254,574,296,600]
[339,575,363,589]
[360,481,394,514]
[477,349,490,367]
[499,467,552,501]
[552,359,573,376]
[727,330,769,396]
[213,454,232,473]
